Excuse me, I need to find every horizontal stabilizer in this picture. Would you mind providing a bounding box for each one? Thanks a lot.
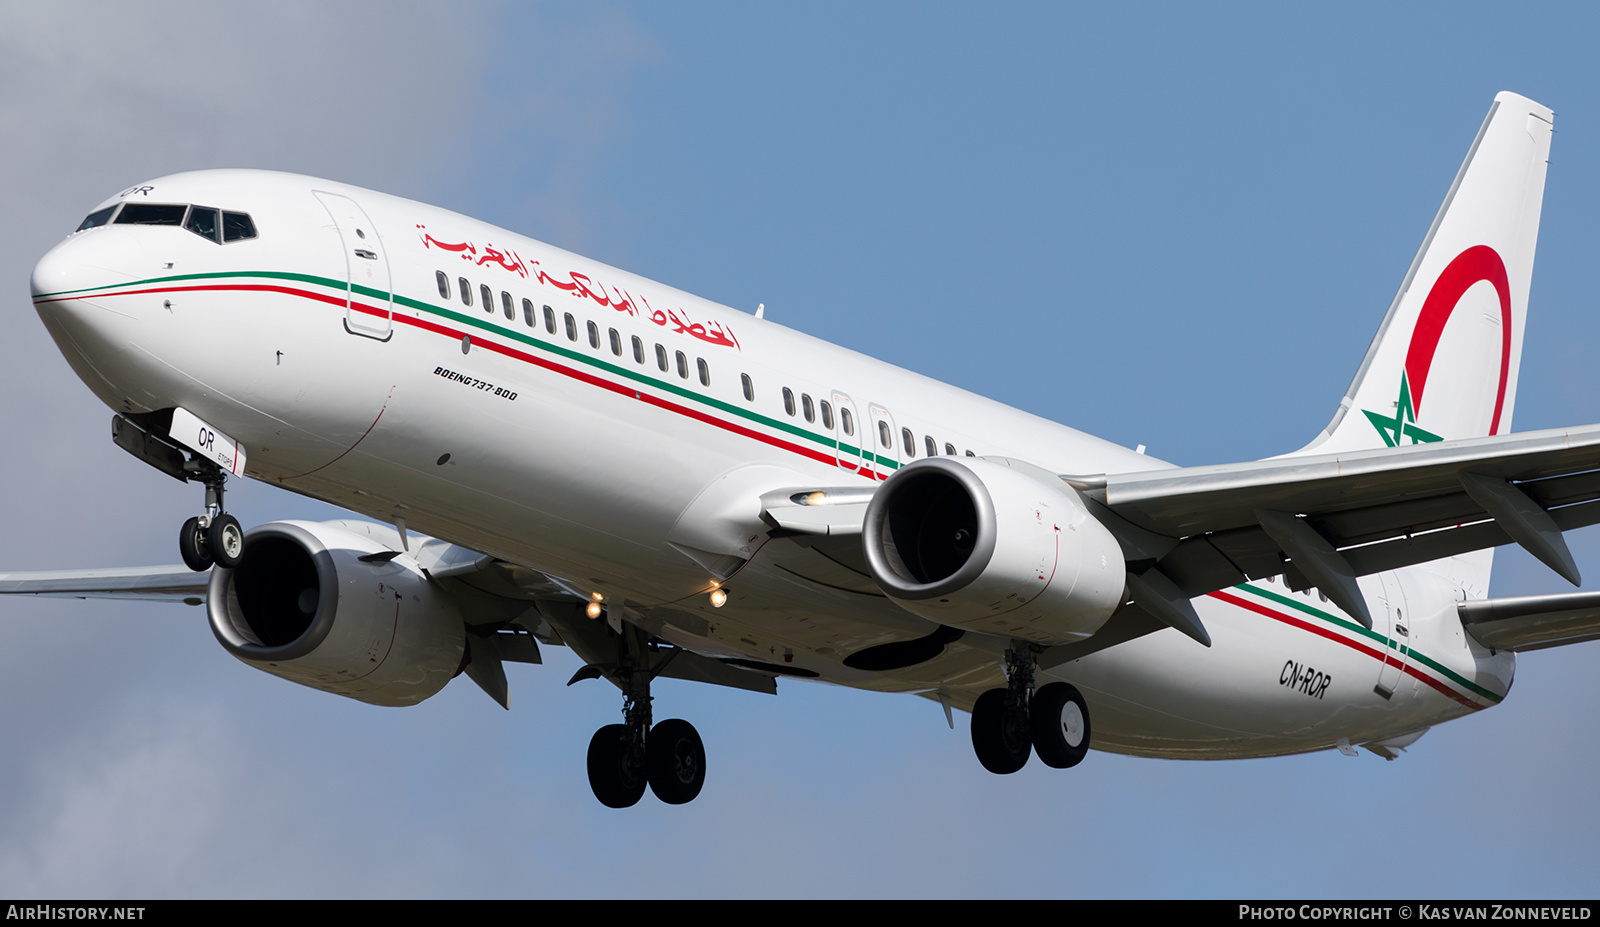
[1458,591,1600,652]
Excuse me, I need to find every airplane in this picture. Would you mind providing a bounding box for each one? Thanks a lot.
[7,90,1600,809]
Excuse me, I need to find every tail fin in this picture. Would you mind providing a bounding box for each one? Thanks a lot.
[1294,91,1552,458]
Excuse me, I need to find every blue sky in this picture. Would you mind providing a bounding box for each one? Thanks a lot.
[3,2,1600,898]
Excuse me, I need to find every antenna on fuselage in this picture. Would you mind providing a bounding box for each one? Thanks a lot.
[755,303,765,319]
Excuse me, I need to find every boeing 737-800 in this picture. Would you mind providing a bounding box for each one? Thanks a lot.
[7,91,1600,808]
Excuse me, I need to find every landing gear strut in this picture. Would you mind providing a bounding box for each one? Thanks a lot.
[585,622,706,808]
[177,462,243,572]
[970,642,1092,773]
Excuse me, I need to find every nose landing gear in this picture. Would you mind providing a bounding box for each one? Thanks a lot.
[109,411,247,573]
[177,464,243,572]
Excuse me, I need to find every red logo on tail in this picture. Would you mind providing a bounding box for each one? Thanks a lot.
[1404,245,1512,435]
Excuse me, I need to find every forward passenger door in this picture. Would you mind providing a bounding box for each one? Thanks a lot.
[315,191,393,341]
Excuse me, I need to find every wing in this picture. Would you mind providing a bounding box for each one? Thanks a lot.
[0,566,209,603]
[1073,423,1600,628]
[0,526,777,709]
[442,557,778,697]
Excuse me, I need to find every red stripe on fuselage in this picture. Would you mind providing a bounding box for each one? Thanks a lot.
[43,280,1495,705]
[37,281,882,479]
[1208,590,1483,710]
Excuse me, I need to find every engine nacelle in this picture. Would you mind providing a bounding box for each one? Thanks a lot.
[862,457,1126,645]
[208,520,465,706]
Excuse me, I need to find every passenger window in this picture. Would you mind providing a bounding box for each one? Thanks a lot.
[460,279,472,307]
[522,298,535,327]
[656,344,668,371]
[902,428,914,457]
[543,305,556,334]
[842,408,854,436]
[965,450,975,457]
[500,291,513,320]
[565,313,577,342]
[633,336,645,364]
[697,357,710,386]
[221,212,257,241]
[437,272,451,300]
[925,436,937,458]
[802,393,814,423]
[945,443,956,456]
[587,320,600,349]
[185,206,220,243]
[783,388,796,416]
[676,351,688,379]
[821,401,833,429]
[610,328,622,356]
[480,284,493,314]
[741,373,754,401]
[76,206,117,231]
[879,421,892,448]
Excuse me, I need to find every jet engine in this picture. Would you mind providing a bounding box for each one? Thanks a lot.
[207,520,465,706]
[862,457,1125,645]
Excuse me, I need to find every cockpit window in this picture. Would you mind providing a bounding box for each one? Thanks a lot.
[114,203,187,226]
[86,201,258,243]
[185,206,220,243]
[222,211,256,242]
[76,206,117,231]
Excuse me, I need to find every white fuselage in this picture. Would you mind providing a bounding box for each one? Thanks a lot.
[30,170,1516,759]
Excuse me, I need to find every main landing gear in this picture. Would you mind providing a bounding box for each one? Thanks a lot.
[585,624,707,808]
[970,643,1092,774]
[177,463,244,572]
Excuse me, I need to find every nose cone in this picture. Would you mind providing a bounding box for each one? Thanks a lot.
[31,228,144,303]
[30,229,154,412]
[31,236,78,300]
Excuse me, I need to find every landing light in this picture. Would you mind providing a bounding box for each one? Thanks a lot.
[709,589,728,608]
[585,601,603,619]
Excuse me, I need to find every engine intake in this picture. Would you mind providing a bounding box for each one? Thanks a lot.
[863,457,1126,644]
[208,521,465,706]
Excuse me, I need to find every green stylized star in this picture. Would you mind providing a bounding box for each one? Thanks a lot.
[1362,372,1442,447]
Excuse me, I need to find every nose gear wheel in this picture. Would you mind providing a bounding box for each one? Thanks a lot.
[179,517,214,572]
[175,460,243,572]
